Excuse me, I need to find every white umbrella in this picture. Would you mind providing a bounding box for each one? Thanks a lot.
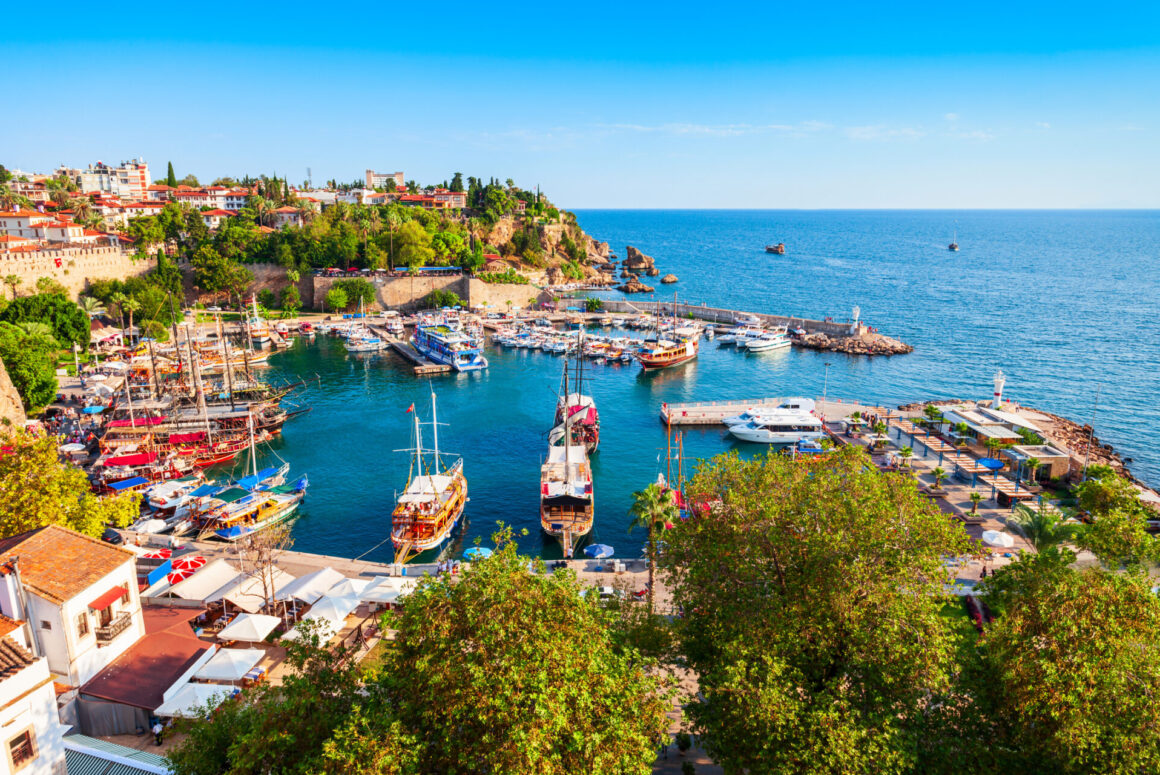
[308,594,360,622]
[217,613,280,643]
[362,576,417,603]
[982,530,1015,548]
[154,683,232,719]
[88,374,107,381]
[195,648,265,682]
[326,578,371,600]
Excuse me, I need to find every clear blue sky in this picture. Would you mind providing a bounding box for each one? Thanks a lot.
[4,1,1158,208]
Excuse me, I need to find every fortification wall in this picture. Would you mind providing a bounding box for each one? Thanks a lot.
[311,275,552,312]
[1,246,151,299]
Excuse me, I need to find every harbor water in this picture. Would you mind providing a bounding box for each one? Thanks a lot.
[243,210,1160,562]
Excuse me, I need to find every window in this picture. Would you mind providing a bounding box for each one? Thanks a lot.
[7,729,36,770]
[76,612,90,638]
[38,621,51,631]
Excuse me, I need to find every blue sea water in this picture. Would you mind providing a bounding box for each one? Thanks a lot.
[247,210,1160,563]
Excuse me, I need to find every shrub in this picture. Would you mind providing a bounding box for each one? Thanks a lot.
[424,289,465,308]
[478,269,529,285]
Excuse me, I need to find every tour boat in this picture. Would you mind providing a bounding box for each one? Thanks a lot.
[743,330,792,352]
[636,327,699,370]
[723,398,817,427]
[948,227,959,252]
[765,242,787,255]
[540,442,594,559]
[412,323,489,372]
[727,409,826,445]
[244,295,271,345]
[549,343,600,453]
[391,392,468,564]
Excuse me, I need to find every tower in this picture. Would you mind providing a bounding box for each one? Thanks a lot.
[992,370,1006,409]
[849,306,861,335]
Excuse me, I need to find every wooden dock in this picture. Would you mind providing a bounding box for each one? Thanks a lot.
[367,324,452,375]
[661,397,895,426]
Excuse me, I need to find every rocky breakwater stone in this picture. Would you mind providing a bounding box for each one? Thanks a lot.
[798,331,913,356]
[623,246,658,274]
[660,274,679,284]
[618,277,655,294]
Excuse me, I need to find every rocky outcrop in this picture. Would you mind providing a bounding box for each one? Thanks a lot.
[797,331,913,356]
[0,358,26,428]
[586,239,611,263]
[618,277,655,294]
[623,246,657,275]
[660,274,679,284]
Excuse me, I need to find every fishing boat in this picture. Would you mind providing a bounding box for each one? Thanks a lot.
[391,392,468,564]
[727,409,826,445]
[345,330,386,352]
[412,323,489,372]
[948,229,959,252]
[765,242,786,255]
[540,437,594,558]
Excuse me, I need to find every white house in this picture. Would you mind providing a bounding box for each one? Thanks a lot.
[0,625,68,775]
[0,527,145,687]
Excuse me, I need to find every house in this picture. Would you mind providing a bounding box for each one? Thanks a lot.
[272,206,303,229]
[144,185,174,202]
[199,209,236,230]
[0,211,54,239]
[0,526,145,687]
[0,625,69,775]
[223,189,250,211]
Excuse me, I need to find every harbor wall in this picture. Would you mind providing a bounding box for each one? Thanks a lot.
[597,299,859,337]
[178,261,312,308]
[1,245,152,299]
[311,274,552,312]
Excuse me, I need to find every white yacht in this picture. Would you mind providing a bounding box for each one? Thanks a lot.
[743,329,792,352]
[728,409,826,444]
[723,398,817,426]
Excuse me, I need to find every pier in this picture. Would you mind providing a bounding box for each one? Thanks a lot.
[367,324,452,375]
[661,397,892,426]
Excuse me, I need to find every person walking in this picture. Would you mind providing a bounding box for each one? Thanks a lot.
[152,721,164,746]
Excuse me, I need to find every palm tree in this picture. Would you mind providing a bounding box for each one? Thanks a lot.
[16,321,54,340]
[1010,502,1079,552]
[899,446,914,467]
[2,275,21,299]
[78,295,106,318]
[627,483,678,614]
[109,292,128,330]
[872,421,888,449]
[931,467,948,490]
[69,196,93,223]
[123,298,142,344]
[1023,456,1041,486]
[969,491,983,514]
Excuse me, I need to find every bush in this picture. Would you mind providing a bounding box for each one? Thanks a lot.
[143,320,169,342]
[424,289,464,309]
[257,288,277,309]
[324,287,348,312]
[478,269,529,285]
[332,278,375,309]
[675,731,692,752]
[585,297,603,312]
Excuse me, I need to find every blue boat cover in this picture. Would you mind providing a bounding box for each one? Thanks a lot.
[108,476,149,491]
[189,484,221,497]
[236,467,278,490]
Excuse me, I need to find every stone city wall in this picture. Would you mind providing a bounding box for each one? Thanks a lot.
[311,274,552,312]
[0,246,152,299]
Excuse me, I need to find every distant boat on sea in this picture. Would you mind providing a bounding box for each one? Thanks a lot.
[948,227,959,252]
[765,242,787,255]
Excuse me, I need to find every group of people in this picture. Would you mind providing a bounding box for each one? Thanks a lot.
[435,559,460,575]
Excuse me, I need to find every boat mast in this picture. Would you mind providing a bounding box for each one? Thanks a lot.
[430,390,441,473]
[247,412,258,478]
[563,364,571,485]
[217,313,235,410]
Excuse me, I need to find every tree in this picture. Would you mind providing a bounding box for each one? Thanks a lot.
[0,429,139,536]
[233,523,294,616]
[1009,501,1080,552]
[899,446,914,467]
[969,490,983,514]
[393,220,434,269]
[0,323,58,410]
[2,275,21,299]
[1023,456,1041,485]
[126,215,165,249]
[1074,470,1142,517]
[332,278,375,310]
[660,446,972,774]
[166,161,177,188]
[449,172,464,192]
[932,466,948,489]
[280,285,302,316]
[34,277,67,296]
[975,553,1160,774]
[1077,506,1159,570]
[0,292,89,351]
[78,295,105,318]
[324,287,348,313]
[584,297,604,312]
[627,483,677,614]
[368,528,670,773]
[122,298,141,343]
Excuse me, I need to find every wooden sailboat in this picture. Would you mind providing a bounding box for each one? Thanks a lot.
[540,367,594,558]
[636,293,700,370]
[550,335,600,453]
[391,391,468,564]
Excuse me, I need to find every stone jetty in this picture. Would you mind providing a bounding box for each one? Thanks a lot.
[796,330,913,356]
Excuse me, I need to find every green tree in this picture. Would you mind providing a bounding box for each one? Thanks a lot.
[976,553,1160,774]
[166,161,177,188]
[77,295,105,318]
[931,466,948,489]
[0,429,139,536]
[332,278,375,309]
[126,215,164,249]
[628,482,677,614]
[1023,456,1041,485]
[324,287,348,313]
[584,297,604,312]
[1074,470,1142,517]
[449,172,464,192]
[280,285,302,316]
[2,275,21,299]
[1077,507,1159,570]
[0,323,58,410]
[393,220,434,269]
[969,490,983,514]
[1010,501,1080,552]
[0,292,89,351]
[899,445,914,467]
[661,446,972,774]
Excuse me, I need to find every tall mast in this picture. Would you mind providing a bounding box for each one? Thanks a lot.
[247,412,258,478]
[147,339,161,402]
[563,363,571,484]
[430,390,441,473]
[217,313,235,410]
[122,368,136,427]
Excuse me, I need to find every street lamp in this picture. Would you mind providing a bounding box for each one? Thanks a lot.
[72,343,80,377]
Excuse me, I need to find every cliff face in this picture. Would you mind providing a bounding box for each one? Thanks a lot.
[0,358,27,428]
[479,215,612,284]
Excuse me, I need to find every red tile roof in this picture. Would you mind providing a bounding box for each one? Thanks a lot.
[0,614,23,640]
[0,637,35,680]
[0,526,135,604]
[201,209,234,217]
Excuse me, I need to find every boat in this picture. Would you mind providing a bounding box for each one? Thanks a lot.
[244,294,271,345]
[412,322,489,372]
[636,327,699,370]
[765,242,786,255]
[727,409,826,445]
[744,329,792,352]
[540,439,594,559]
[723,398,818,427]
[345,331,386,352]
[948,225,959,252]
[549,346,600,453]
[391,392,468,564]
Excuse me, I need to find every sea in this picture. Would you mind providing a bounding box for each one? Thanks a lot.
[240,210,1160,563]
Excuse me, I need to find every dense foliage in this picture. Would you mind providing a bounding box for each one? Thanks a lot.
[0,322,59,410]
[168,532,671,775]
[0,430,139,537]
[0,292,88,351]
[422,289,464,309]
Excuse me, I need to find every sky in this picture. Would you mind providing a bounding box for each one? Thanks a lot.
[3,1,1159,209]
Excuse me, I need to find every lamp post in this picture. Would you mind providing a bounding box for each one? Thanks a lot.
[72,343,80,377]
[1081,384,1102,480]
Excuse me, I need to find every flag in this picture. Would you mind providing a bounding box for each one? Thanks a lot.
[405,403,414,413]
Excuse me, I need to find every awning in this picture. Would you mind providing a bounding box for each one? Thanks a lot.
[107,476,149,491]
[107,415,167,428]
[89,585,128,611]
[103,452,157,467]
[168,431,207,444]
[194,648,264,682]
[154,682,232,718]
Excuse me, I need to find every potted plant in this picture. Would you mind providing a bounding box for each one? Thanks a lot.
[932,467,948,490]
[969,491,982,514]
[675,731,692,756]
[899,446,914,467]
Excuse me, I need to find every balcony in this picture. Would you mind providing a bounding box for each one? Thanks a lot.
[96,612,133,645]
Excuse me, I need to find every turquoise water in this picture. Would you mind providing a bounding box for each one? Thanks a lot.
[241,210,1160,562]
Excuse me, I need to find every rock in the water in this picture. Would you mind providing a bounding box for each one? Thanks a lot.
[618,277,655,294]
[660,274,679,284]
[796,331,913,356]
[645,267,660,276]
[624,245,657,273]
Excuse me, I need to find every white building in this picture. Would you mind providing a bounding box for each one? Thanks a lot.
[61,160,150,202]
[0,624,68,775]
[0,526,145,687]
[365,169,404,189]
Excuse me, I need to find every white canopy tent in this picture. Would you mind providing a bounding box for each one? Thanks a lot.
[154,683,232,719]
[218,567,296,613]
[362,576,418,603]
[281,594,360,642]
[275,567,345,605]
[217,613,280,643]
[982,530,1015,549]
[168,559,244,602]
[194,648,265,682]
[326,578,372,600]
